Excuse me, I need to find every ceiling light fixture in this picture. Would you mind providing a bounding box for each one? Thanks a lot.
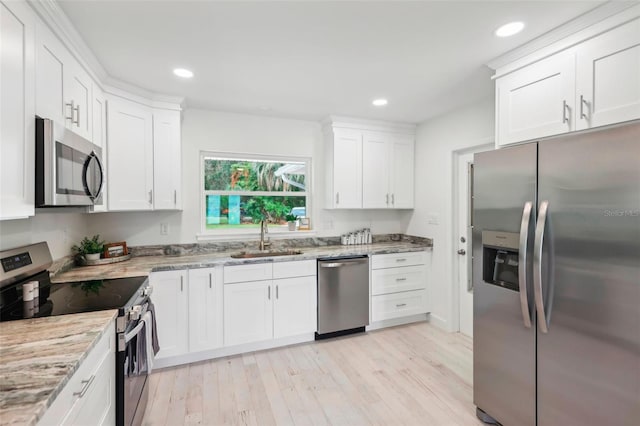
[173,68,194,78]
[372,99,388,107]
[495,21,525,37]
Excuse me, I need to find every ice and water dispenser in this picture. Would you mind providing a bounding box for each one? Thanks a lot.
[482,231,520,291]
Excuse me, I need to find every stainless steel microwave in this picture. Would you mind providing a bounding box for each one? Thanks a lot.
[35,117,104,207]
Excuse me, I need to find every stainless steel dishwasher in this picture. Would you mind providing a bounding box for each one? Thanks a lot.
[316,256,369,339]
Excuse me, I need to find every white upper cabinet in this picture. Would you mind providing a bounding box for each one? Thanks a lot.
[0,0,36,220]
[362,132,415,209]
[495,9,640,147]
[35,19,92,141]
[107,97,154,211]
[324,118,416,210]
[90,83,107,212]
[575,18,640,130]
[325,128,363,209]
[152,109,182,210]
[496,50,576,146]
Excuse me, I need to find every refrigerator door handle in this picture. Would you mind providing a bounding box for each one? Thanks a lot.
[534,200,550,333]
[518,201,533,328]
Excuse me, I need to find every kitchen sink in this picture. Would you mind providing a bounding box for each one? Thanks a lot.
[230,250,303,259]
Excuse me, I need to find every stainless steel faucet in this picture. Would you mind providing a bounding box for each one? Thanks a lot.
[259,220,272,251]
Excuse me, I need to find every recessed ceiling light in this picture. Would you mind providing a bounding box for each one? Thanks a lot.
[173,68,194,78]
[495,21,525,37]
[372,99,388,107]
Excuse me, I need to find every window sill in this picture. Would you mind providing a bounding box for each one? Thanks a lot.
[196,229,317,242]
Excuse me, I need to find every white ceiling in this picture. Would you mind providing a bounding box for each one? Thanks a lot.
[58,0,603,123]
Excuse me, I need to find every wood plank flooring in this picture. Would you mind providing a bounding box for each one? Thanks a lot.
[142,322,482,426]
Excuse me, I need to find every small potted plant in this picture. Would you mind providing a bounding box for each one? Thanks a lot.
[285,214,298,231]
[72,235,105,262]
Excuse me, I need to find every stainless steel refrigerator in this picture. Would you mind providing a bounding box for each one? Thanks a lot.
[472,120,640,426]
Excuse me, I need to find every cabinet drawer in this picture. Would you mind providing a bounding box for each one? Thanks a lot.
[39,322,115,425]
[371,290,428,322]
[371,251,427,269]
[224,263,273,284]
[273,260,316,279]
[371,265,426,296]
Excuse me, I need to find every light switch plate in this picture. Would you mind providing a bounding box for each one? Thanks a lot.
[160,223,169,235]
[427,213,439,225]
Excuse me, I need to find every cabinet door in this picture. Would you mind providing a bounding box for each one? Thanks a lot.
[152,109,182,210]
[332,128,362,208]
[90,83,107,212]
[64,61,92,141]
[188,268,221,352]
[576,18,640,131]
[362,131,390,208]
[223,280,273,346]
[497,50,575,146]
[150,271,188,359]
[273,276,317,338]
[107,97,154,210]
[0,0,35,220]
[389,135,414,208]
[35,20,66,124]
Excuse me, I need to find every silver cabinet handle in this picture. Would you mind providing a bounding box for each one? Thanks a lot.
[386,194,389,205]
[580,95,588,120]
[395,277,407,282]
[518,202,533,329]
[268,285,271,300]
[174,190,177,205]
[395,303,407,308]
[391,194,395,206]
[336,192,339,205]
[534,200,549,333]
[276,285,279,299]
[209,273,212,289]
[395,258,406,263]
[73,375,95,398]
[180,275,183,292]
[562,100,569,124]
[65,100,75,121]
[74,104,80,126]
[148,190,153,204]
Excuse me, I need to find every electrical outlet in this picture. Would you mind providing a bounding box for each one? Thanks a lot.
[160,223,169,235]
[427,213,440,225]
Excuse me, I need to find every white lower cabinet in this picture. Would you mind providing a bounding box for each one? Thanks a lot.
[188,267,222,352]
[371,251,429,323]
[223,261,317,347]
[38,321,115,426]
[224,280,273,346]
[150,270,189,359]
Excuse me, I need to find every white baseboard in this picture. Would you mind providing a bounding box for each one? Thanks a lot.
[154,333,315,370]
[427,313,449,331]
[366,313,429,331]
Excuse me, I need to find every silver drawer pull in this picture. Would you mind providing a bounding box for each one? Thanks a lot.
[395,258,407,262]
[396,303,407,308]
[73,375,95,398]
[395,277,407,282]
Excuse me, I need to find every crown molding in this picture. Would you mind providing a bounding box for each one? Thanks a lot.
[28,0,184,108]
[486,1,638,71]
[322,115,416,134]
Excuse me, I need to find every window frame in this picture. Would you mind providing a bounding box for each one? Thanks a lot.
[198,151,312,239]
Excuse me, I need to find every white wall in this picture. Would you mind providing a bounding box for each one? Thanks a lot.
[407,96,495,331]
[0,211,89,260]
[86,108,410,246]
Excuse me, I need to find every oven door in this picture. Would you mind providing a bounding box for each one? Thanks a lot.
[36,117,103,206]
[118,317,149,426]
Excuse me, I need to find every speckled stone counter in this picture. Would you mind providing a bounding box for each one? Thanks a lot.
[52,240,432,283]
[0,310,117,426]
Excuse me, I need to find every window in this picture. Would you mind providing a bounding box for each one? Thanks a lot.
[201,153,310,234]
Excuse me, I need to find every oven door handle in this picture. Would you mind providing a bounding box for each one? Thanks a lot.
[118,320,145,352]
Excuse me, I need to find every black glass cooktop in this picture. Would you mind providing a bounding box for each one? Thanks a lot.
[0,274,148,322]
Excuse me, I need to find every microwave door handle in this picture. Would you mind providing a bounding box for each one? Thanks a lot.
[83,152,103,201]
[518,202,533,328]
[92,153,104,201]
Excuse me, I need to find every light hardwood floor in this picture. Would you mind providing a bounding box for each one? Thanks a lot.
[142,322,482,426]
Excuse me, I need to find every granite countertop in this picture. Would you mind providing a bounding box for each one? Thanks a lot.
[52,240,432,283]
[0,310,117,426]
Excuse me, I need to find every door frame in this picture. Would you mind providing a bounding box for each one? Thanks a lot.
[451,139,493,334]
